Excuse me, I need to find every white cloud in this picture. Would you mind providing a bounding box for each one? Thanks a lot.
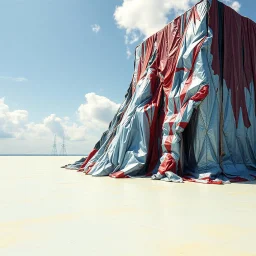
[114,0,241,58]
[65,123,87,141]
[126,47,132,59]
[25,122,50,138]
[0,76,28,82]
[125,31,140,45]
[0,98,28,138]
[91,24,101,33]
[114,0,198,40]
[0,93,120,154]
[44,114,65,138]
[114,0,198,59]
[224,0,241,12]
[78,93,120,129]
[14,77,28,82]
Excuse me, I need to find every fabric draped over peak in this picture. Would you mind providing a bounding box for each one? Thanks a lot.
[68,0,256,185]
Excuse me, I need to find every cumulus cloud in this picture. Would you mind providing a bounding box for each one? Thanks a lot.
[25,115,85,143]
[114,0,241,51]
[91,24,101,33]
[223,0,241,12]
[65,123,87,141]
[231,2,241,12]
[114,0,198,40]
[126,47,132,59]
[125,31,140,45]
[231,1,241,12]
[78,93,120,129]
[0,93,120,154]
[44,114,65,138]
[0,76,28,82]
[0,98,28,138]
[25,122,50,138]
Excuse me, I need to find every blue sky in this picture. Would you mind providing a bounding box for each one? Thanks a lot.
[0,0,255,154]
[0,0,133,122]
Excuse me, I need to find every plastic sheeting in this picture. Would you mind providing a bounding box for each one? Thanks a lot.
[68,0,256,184]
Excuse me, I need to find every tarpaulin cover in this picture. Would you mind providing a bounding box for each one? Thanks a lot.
[69,0,256,184]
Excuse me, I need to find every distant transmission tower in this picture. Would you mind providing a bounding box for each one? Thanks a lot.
[59,135,67,156]
[51,134,58,156]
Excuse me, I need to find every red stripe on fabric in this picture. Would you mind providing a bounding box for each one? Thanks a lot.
[180,36,207,105]
[167,113,179,137]
[183,12,187,30]
[177,122,188,129]
[145,90,165,176]
[159,84,208,175]
[209,0,220,75]
[209,1,256,128]
[109,171,129,178]
[222,7,252,127]
[176,67,190,73]
[158,154,176,175]
[144,82,164,176]
[190,85,209,102]
[164,135,174,153]
[192,6,201,24]
[137,35,155,83]
[77,148,98,172]
[142,36,155,77]
[85,163,96,175]
[173,99,178,114]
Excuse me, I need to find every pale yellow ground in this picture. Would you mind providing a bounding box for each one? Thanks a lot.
[0,156,256,256]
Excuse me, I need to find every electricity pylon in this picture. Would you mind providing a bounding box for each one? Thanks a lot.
[59,135,67,156]
[51,134,58,156]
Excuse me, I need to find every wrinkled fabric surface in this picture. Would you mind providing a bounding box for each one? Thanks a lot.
[62,157,87,170]
[66,0,256,184]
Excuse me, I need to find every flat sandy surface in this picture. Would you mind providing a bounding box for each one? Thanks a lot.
[0,156,256,256]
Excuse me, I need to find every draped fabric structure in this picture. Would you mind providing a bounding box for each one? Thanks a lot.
[68,0,256,184]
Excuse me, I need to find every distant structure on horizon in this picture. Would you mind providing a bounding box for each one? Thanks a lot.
[51,134,58,156]
[59,136,67,156]
[51,135,67,156]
